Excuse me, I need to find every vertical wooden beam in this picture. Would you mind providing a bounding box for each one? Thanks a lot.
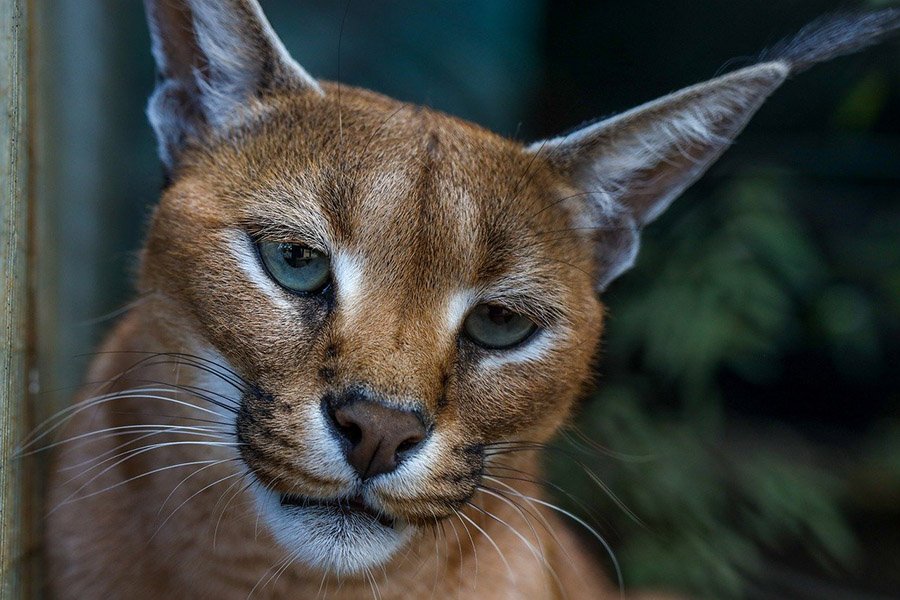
[0,0,30,597]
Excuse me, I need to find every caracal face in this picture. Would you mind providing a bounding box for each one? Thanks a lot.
[142,84,603,572]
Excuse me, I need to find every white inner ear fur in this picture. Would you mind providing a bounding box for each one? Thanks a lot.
[529,62,790,290]
[225,230,294,312]
[532,62,790,224]
[186,0,322,127]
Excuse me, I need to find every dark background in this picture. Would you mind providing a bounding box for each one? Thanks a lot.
[34,1,900,598]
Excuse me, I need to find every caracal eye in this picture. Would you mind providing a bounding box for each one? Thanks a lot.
[257,241,330,294]
[463,304,538,349]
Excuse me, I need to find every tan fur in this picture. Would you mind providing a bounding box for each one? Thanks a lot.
[46,84,626,598]
[45,2,899,597]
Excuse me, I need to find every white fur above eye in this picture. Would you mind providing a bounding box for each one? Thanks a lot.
[332,251,366,316]
[444,289,476,335]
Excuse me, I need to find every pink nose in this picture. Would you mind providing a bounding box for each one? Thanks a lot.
[326,392,428,479]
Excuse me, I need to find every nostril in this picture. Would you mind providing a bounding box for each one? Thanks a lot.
[337,420,362,445]
[396,434,424,455]
[332,407,363,445]
[324,391,430,479]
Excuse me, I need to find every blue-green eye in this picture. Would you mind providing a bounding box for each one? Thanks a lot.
[257,241,330,294]
[463,304,538,349]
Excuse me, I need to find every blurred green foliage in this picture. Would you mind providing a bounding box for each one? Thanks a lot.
[531,2,900,593]
[552,159,900,597]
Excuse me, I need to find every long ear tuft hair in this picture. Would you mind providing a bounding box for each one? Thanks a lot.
[761,9,900,75]
[532,9,900,291]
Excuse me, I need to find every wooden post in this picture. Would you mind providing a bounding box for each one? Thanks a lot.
[1,0,31,597]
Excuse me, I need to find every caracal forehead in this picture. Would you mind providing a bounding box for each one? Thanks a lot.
[221,91,579,306]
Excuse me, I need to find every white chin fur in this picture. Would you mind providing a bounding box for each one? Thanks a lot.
[254,485,413,575]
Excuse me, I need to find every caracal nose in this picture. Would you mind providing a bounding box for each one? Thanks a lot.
[326,392,428,479]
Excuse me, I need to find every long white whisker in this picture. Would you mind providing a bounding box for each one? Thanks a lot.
[483,483,625,597]
[54,441,242,508]
[21,388,231,452]
[158,457,236,516]
[60,428,230,474]
[452,509,479,586]
[456,509,513,578]
[60,429,235,478]
[442,514,466,600]
[213,477,254,547]
[153,469,243,538]
[481,475,574,562]
[37,423,228,458]
[21,387,174,449]
[473,489,569,600]
[486,445,644,527]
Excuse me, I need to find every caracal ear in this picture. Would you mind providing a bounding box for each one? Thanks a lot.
[144,0,321,171]
[532,10,900,291]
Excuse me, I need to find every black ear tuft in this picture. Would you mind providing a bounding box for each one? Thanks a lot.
[760,9,900,75]
[533,8,899,291]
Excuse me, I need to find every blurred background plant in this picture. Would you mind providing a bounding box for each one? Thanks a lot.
[33,0,900,598]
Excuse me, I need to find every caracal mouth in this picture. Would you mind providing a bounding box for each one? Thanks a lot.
[255,484,414,575]
[279,492,397,529]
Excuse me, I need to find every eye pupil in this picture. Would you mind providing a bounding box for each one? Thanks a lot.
[279,243,316,268]
[487,306,514,325]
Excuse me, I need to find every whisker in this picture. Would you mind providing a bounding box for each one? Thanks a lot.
[479,475,573,557]
[79,353,249,408]
[21,423,229,458]
[21,387,234,453]
[452,508,479,585]
[484,462,613,533]
[442,514,467,598]
[249,546,297,599]
[151,467,243,539]
[128,376,240,414]
[107,411,230,427]
[214,475,255,548]
[21,387,200,450]
[474,486,548,562]
[466,494,567,600]
[315,561,330,600]
[456,509,513,578]
[53,441,243,509]
[560,428,656,463]
[481,480,625,598]
[428,507,443,600]
[59,427,232,475]
[158,456,237,516]
[484,442,644,527]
